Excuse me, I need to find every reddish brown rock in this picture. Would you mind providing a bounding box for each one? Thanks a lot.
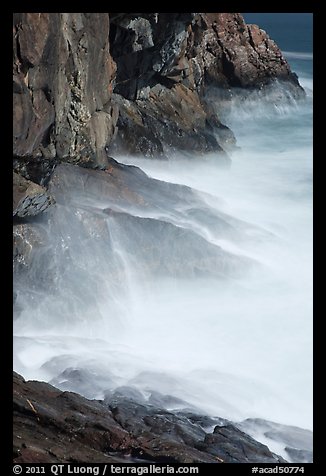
[196,13,301,89]
[13,13,117,170]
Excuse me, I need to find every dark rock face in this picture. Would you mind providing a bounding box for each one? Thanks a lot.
[13,13,117,171]
[199,425,285,463]
[107,12,303,156]
[110,13,301,96]
[13,372,134,463]
[48,160,265,247]
[109,13,229,157]
[13,372,286,464]
[103,209,252,279]
[13,172,54,217]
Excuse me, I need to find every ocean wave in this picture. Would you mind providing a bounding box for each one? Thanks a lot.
[283,51,313,60]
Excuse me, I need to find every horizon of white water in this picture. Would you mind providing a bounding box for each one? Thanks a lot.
[283,51,313,61]
[13,73,313,459]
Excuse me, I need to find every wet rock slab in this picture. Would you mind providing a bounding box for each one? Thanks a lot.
[13,372,286,464]
[48,162,257,279]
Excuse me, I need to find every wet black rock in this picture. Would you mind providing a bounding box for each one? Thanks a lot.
[13,372,287,464]
[198,424,287,463]
[46,162,256,280]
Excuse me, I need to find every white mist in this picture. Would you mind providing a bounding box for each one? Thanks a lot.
[13,79,313,449]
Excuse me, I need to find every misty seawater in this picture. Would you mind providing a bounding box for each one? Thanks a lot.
[13,14,313,461]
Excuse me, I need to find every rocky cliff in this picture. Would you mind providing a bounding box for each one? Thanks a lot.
[13,13,116,177]
[13,12,307,465]
[13,12,303,186]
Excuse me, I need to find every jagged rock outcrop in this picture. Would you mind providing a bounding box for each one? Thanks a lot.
[109,87,233,158]
[13,372,286,464]
[13,12,303,174]
[110,13,302,97]
[188,13,302,90]
[108,12,303,156]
